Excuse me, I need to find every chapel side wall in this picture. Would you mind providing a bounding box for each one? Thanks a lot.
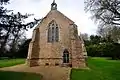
[27,28,40,66]
[70,25,86,68]
[27,29,36,60]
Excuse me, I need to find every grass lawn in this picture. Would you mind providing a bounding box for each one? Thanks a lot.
[0,71,42,80]
[0,59,42,80]
[71,57,120,80]
[0,59,25,68]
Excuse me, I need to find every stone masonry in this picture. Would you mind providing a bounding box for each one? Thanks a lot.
[26,0,87,68]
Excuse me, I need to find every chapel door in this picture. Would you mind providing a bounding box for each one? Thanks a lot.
[63,49,69,63]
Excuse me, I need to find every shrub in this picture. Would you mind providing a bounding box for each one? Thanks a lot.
[86,43,120,59]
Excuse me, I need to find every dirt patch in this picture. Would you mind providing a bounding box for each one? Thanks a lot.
[0,64,71,80]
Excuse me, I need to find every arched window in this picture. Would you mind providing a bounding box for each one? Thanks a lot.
[55,27,59,42]
[48,20,59,42]
[63,49,69,63]
[48,27,51,42]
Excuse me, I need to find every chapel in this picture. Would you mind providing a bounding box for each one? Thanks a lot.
[27,0,87,68]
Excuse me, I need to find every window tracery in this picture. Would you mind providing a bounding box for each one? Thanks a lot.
[48,20,59,42]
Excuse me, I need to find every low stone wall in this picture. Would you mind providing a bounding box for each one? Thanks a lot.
[26,58,64,67]
[38,58,62,66]
[26,58,86,68]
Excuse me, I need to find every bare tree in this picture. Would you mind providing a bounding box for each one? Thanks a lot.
[85,0,120,27]
[0,0,40,55]
[97,26,120,42]
[81,33,89,41]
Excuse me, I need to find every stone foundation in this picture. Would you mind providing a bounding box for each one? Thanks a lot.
[72,58,86,68]
[26,57,86,68]
[26,59,39,67]
[27,58,63,67]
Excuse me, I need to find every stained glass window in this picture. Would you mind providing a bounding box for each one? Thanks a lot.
[48,20,59,42]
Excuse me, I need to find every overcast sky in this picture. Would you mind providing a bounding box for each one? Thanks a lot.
[4,0,97,38]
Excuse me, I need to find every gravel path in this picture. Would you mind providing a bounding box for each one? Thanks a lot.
[0,64,71,80]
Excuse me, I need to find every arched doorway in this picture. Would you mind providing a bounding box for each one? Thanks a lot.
[63,49,69,63]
